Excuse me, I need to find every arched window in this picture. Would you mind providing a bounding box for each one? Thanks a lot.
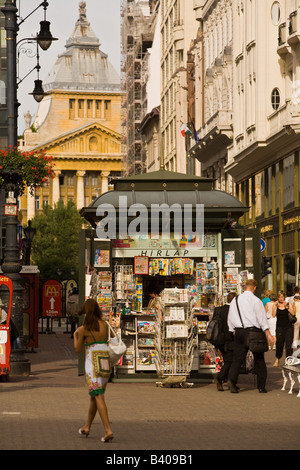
[271,88,280,110]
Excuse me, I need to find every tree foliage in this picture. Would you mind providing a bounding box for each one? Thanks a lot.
[31,200,84,281]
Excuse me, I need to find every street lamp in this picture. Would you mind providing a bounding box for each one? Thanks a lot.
[22,220,36,265]
[1,0,57,375]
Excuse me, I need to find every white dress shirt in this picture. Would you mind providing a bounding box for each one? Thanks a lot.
[227,290,270,332]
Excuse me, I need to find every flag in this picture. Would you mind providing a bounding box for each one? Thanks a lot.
[181,124,192,137]
[187,113,199,143]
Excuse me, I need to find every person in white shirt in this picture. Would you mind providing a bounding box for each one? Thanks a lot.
[227,279,275,393]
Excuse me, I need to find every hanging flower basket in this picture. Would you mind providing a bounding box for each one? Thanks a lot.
[0,146,55,196]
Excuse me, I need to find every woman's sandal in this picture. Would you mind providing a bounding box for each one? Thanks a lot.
[101,433,114,443]
[78,428,90,438]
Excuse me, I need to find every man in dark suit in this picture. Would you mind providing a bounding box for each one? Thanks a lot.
[214,292,237,391]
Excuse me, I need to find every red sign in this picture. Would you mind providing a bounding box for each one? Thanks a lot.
[0,276,13,376]
[42,280,62,317]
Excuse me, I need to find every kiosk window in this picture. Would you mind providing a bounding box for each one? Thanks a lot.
[223,239,242,266]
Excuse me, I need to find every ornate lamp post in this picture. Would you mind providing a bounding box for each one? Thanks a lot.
[1,0,57,375]
[22,220,36,266]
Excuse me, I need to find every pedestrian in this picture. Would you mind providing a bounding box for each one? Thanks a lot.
[214,291,237,391]
[272,291,295,367]
[265,293,277,349]
[0,298,7,325]
[286,286,300,305]
[67,287,79,338]
[227,279,275,393]
[262,290,272,307]
[74,298,114,443]
[291,295,300,347]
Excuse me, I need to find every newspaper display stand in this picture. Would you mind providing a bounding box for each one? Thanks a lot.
[154,288,195,387]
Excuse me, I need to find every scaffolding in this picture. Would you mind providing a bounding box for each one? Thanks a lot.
[121,0,158,175]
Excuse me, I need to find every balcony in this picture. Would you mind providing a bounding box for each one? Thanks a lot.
[287,11,300,46]
[173,20,184,50]
[193,0,205,21]
[277,22,291,56]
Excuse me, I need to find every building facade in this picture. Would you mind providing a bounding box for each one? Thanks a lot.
[226,0,300,294]
[160,0,200,174]
[185,0,300,293]
[19,2,122,222]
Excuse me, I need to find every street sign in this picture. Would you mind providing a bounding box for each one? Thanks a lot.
[42,280,62,317]
[261,239,266,252]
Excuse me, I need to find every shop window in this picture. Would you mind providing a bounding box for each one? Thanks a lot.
[283,154,295,210]
[275,162,279,214]
[284,253,296,295]
[268,166,273,216]
[271,88,280,110]
[255,172,264,218]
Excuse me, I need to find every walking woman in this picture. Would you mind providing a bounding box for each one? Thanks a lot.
[74,298,114,442]
[272,291,295,367]
[291,295,300,346]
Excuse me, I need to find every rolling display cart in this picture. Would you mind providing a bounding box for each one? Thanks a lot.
[154,288,195,387]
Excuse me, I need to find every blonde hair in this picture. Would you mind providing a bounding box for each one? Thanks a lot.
[245,279,258,289]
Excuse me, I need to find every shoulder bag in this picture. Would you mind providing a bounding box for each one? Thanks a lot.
[288,311,297,324]
[235,296,268,353]
[106,321,127,366]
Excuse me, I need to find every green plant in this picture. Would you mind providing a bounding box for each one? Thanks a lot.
[0,146,55,196]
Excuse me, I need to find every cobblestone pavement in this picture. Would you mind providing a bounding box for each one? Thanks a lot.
[0,325,299,454]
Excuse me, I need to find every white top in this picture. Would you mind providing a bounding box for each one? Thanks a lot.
[228,291,270,332]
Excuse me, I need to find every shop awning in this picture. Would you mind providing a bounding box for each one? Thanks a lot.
[80,169,248,230]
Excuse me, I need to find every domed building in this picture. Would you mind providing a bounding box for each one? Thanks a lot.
[19,2,122,221]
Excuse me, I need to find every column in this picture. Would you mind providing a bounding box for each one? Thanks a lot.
[27,187,35,220]
[101,171,110,194]
[52,170,61,205]
[76,170,86,209]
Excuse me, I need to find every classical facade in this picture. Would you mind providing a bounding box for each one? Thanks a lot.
[19,2,122,221]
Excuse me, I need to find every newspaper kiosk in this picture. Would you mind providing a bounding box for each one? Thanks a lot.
[79,169,261,379]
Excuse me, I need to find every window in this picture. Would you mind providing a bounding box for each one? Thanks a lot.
[87,100,93,118]
[59,174,65,186]
[271,2,281,25]
[268,166,273,216]
[104,100,111,119]
[67,173,74,186]
[283,154,295,210]
[69,99,75,119]
[78,99,84,118]
[96,100,102,118]
[271,88,280,110]
[35,196,40,210]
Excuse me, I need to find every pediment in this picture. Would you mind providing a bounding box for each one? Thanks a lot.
[33,122,121,156]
